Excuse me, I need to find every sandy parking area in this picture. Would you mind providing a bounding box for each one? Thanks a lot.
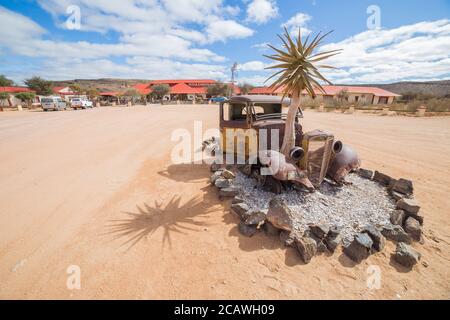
[0,105,449,299]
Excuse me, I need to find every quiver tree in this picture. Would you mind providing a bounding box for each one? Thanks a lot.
[264,28,341,156]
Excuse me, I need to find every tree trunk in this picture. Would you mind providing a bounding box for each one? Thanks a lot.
[280,90,301,156]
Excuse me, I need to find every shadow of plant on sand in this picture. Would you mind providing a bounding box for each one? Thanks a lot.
[107,195,218,251]
[157,163,211,183]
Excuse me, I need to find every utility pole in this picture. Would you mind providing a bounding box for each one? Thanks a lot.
[230,62,238,97]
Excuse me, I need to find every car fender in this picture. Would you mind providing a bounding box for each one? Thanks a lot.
[327,144,361,182]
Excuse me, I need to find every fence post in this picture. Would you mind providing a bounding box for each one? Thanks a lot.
[416,106,427,117]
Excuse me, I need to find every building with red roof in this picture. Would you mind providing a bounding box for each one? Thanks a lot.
[0,87,37,107]
[0,86,35,94]
[249,85,400,105]
[133,79,239,101]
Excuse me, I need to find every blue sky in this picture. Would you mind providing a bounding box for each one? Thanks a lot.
[0,0,449,85]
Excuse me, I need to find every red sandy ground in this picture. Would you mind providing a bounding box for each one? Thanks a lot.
[0,105,448,299]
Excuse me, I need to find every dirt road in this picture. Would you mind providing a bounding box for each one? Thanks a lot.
[0,106,449,299]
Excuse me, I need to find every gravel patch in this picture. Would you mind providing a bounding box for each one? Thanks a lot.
[233,172,396,245]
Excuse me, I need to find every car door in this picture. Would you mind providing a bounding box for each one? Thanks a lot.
[220,102,256,161]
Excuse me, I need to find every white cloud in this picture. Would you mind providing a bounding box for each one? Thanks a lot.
[34,0,253,44]
[238,75,269,86]
[0,4,234,82]
[246,0,279,24]
[320,19,450,83]
[251,42,270,51]
[282,12,312,36]
[239,60,269,71]
[206,20,254,43]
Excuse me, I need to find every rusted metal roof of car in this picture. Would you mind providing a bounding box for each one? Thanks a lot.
[228,95,291,104]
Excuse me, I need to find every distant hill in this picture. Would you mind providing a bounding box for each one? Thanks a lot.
[52,78,450,97]
[51,78,149,92]
[339,80,450,97]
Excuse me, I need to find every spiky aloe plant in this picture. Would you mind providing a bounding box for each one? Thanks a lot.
[264,28,341,156]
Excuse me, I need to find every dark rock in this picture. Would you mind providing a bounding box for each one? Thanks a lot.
[328,225,343,238]
[393,243,421,268]
[373,171,394,186]
[390,190,404,201]
[406,212,424,225]
[280,231,295,247]
[295,236,317,263]
[238,222,257,237]
[266,198,293,232]
[230,203,251,221]
[388,179,398,190]
[390,210,406,226]
[381,225,412,244]
[391,178,414,196]
[357,168,373,179]
[397,198,420,214]
[219,187,239,198]
[306,230,328,253]
[362,225,386,252]
[325,234,342,252]
[245,211,266,228]
[215,178,231,189]
[231,196,244,204]
[221,169,235,180]
[404,217,422,241]
[237,164,252,176]
[316,240,328,253]
[263,221,280,236]
[324,226,343,252]
[309,223,330,240]
[343,233,373,263]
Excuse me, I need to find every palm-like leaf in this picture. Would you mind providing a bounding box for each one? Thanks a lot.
[264,27,341,98]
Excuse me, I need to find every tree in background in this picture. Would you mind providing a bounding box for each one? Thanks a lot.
[151,84,170,103]
[238,82,254,95]
[265,28,340,156]
[24,76,53,96]
[15,92,36,107]
[123,88,140,104]
[86,88,100,101]
[69,84,85,95]
[0,92,11,107]
[336,89,349,104]
[207,82,230,97]
[0,75,14,87]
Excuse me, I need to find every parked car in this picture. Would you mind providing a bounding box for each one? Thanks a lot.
[71,97,93,110]
[210,96,227,103]
[41,96,67,111]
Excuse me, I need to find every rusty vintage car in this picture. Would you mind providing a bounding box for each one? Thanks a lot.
[219,95,360,193]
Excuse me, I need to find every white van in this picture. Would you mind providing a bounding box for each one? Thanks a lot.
[41,96,67,111]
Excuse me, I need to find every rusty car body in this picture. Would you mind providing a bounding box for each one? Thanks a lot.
[219,95,360,193]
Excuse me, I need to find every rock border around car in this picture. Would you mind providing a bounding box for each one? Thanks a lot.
[209,160,424,271]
